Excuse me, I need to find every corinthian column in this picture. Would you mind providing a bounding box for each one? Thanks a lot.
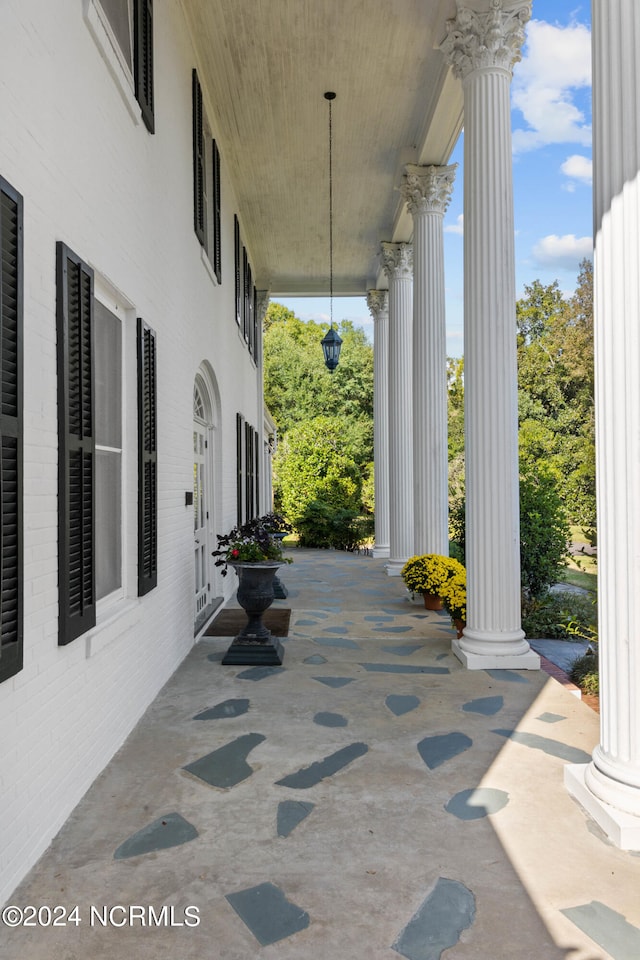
[367,290,390,558]
[380,242,414,576]
[441,0,538,668]
[565,0,640,849]
[401,164,456,557]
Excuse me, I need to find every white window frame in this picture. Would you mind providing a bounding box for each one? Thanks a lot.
[93,274,136,619]
[84,0,141,125]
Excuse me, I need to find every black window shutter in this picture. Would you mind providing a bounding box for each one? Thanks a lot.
[252,285,258,362]
[134,0,154,133]
[192,70,205,245]
[56,242,96,646]
[254,429,260,517]
[245,422,253,520]
[137,318,157,595]
[234,216,241,327]
[212,139,221,283]
[0,177,23,683]
[236,412,244,525]
[242,247,250,342]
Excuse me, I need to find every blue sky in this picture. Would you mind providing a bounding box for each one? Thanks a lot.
[279,0,592,357]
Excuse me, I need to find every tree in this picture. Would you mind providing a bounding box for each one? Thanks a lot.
[263,305,375,544]
[516,261,595,530]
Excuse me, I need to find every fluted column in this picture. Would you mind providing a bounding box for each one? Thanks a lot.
[441,0,538,668]
[380,243,414,576]
[401,164,456,557]
[367,290,390,558]
[565,0,640,849]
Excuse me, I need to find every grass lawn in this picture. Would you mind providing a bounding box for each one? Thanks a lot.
[560,564,597,593]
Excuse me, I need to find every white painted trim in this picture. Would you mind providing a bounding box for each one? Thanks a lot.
[83,0,141,127]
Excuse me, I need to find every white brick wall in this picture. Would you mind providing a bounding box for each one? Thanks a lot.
[0,0,262,904]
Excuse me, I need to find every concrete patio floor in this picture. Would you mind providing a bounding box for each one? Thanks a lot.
[2,549,639,960]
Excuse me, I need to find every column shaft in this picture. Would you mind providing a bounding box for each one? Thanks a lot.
[402,165,456,557]
[367,291,390,558]
[381,243,414,575]
[565,0,640,848]
[442,0,538,668]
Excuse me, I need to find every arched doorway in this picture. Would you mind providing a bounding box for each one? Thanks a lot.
[193,368,222,632]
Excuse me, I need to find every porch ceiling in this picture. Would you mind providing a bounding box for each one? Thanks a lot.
[184,0,462,296]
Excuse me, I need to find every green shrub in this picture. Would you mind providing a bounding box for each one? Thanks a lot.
[296,501,373,550]
[569,651,599,696]
[449,464,570,600]
[522,590,595,639]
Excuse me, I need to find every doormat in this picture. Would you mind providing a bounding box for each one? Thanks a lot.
[204,608,291,638]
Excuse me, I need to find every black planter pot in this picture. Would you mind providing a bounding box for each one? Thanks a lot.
[221,562,284,665]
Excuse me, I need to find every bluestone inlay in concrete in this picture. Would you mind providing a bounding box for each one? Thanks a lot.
[182,733,266,788]
[277,800,315,837]
[462,696,503,716]
[485,669,530,684]
[382,644,424,656]
[359,663,449,675]
[225,882,310,945]
[373,625,413,633]
[492,729,592,764]
[295,619,320,626]
[303,654,328,664]
[386,695,421,717]
[312,676,355,688]
[313,711,348,727]
[114,813,198,860]
[365,615,396,622]
[561,901,640,960]
[445,787,509,820]
[192,698,250,720]
[418,732,473,769]
[275,742,368,789]
[235,666,285,681]
[392,877,476,960]
[314,635,361,648]
[536,712,566,723]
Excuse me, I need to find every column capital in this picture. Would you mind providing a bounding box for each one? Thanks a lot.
[441,0,531,81]
[255,290,270,326]
[401,164,457,218]
[366,289,389,322]
[380,242,413,281]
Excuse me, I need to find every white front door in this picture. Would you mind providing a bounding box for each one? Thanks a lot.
[193,417,210,621]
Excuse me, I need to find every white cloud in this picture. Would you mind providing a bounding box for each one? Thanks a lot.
[532,233,593,269]
[561,153,592,185]
[444,214,464,235]
[512,19,592,153]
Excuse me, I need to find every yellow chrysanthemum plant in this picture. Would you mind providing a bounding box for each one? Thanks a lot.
[400,554,465,599]
[439,569,467,625]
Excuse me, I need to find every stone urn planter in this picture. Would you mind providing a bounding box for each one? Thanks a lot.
[221,562,284,666]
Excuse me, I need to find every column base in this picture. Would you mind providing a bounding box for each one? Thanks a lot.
[565,764,640,850]
[385,558,409,577]
[372,543,390,559]
[452,637,540,671]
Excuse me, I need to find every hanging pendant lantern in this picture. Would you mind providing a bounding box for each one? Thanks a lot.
[321,91,342,373]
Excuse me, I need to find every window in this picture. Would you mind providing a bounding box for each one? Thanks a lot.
[192,69,222,280]
[88,0,154,132]
[0,176,23,683]
[57,243,158,644]
[95,301,123,601]
[236,414,259,526]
